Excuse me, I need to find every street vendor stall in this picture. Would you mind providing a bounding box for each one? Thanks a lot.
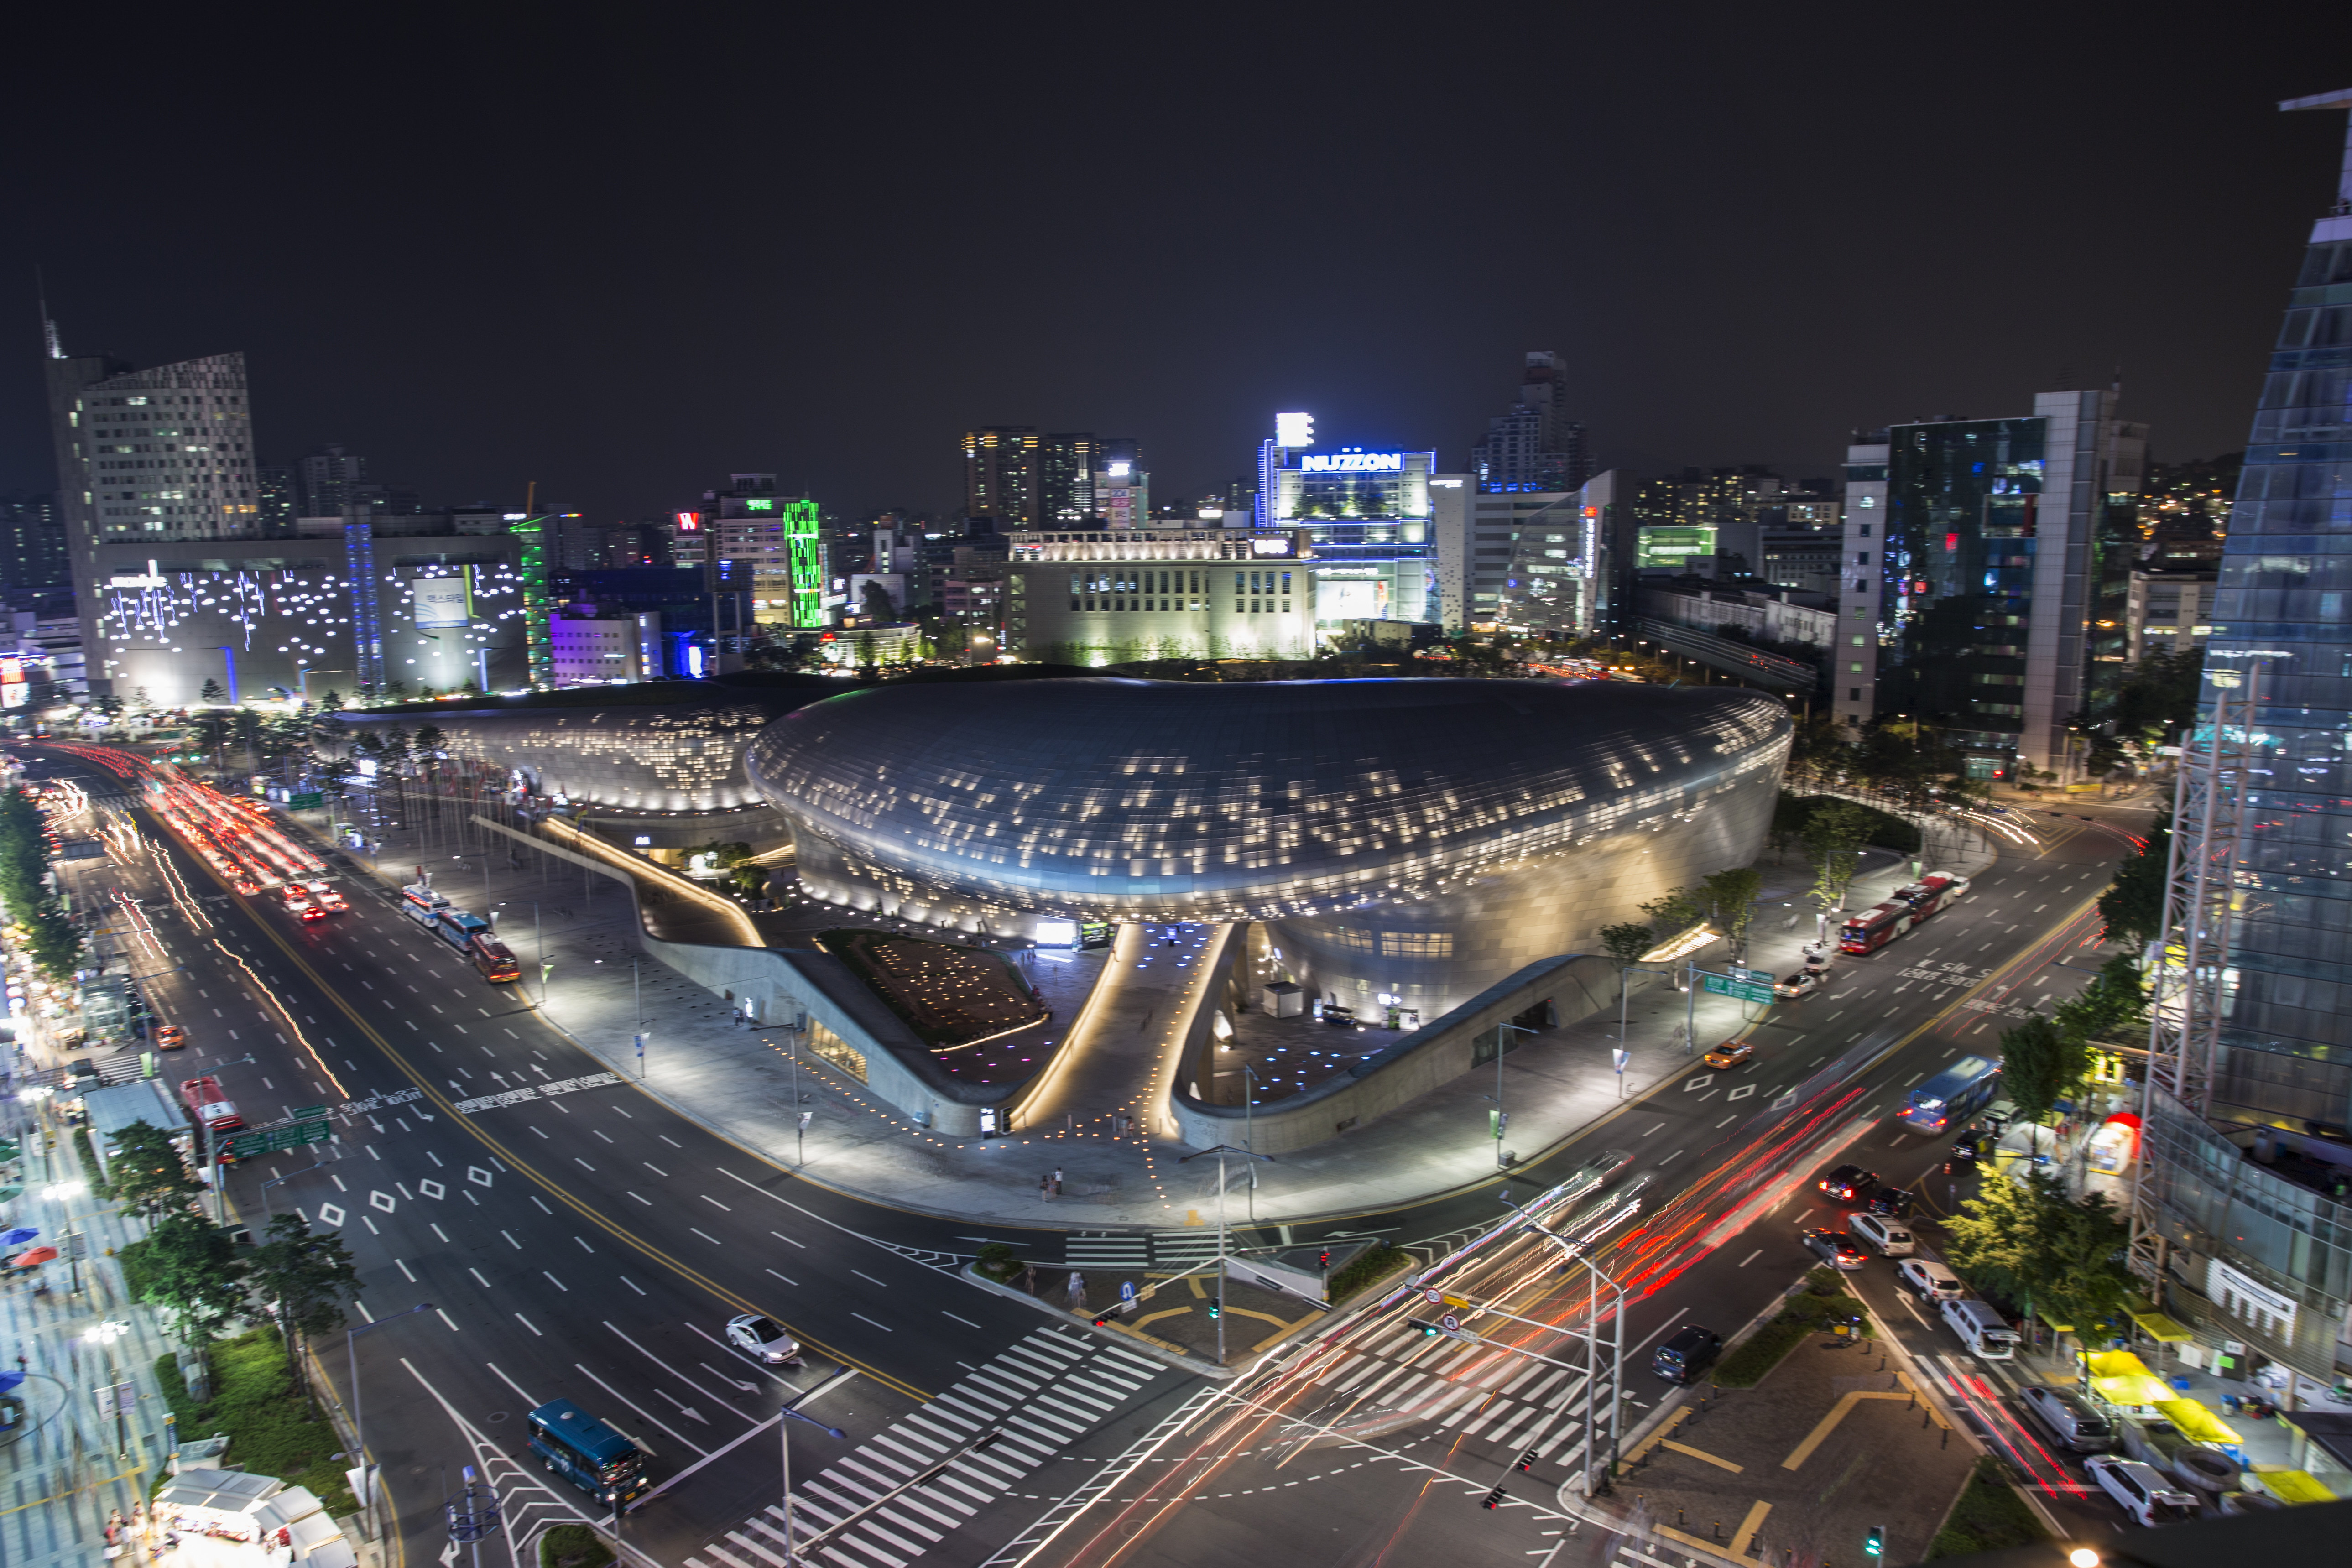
[149,1469,356,1568]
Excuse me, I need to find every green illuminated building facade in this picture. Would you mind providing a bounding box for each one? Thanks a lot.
[785,497,824,627]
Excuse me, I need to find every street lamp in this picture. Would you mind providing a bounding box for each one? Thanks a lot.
[348,1302,434,1541]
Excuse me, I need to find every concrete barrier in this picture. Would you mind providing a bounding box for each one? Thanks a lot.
[1168,953,1621,1155]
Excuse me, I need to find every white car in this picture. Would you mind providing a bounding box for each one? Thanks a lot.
[2085,1456,2201,1525]
[725,1313,804,1366]
[1897,1257,1964,1300]
[1848,1212,1916,1257]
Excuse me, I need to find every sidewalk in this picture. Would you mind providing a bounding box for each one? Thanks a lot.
[0,1097,179,1568]
[297,809,1959,1230]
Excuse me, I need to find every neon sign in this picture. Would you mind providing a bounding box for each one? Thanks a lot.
[1275,412,1314,447]
[1299,451,1403,473]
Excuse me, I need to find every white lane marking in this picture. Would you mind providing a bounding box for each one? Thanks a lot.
[1717,1115,1737,1128]
[770,1230,806,1249]
[469,1267,492,1288]
[486,1360,540,1408]
[436,1308,461,1332]
[600,1320,754,1419]
[942,1312,982,1328]
[767,1268,798,1286]
[570,1361,709,1455]
[1737,1249,1763,1268]
[396,1259,418,1283]
[543,1272,568,1292]
[851,1312,894,1333]
[515,1313,542,1336]
[621,1276,647,1295]
[852,1270,890,1287]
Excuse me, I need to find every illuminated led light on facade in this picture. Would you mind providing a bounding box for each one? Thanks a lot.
[1275,412,1315,448]
[1639,923,1719,964]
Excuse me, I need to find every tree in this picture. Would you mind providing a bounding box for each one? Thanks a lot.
[199,677,227,705]
[1599,922,1655,1002]
[2053,954,2148,1063]
[860,581,898,621]
[109,1119,201,1226]
[246,1214,362,1399]
[2098,806,2170,948]
[1946,1171,2134,1337]
[122,1211,247,1344]
[1801,800,1873,922]
[318,688,345,713]
[1996,1014,2080,1157]
[22,900,83,981]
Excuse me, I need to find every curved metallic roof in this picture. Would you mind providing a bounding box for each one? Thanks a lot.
[748,677,1790,921]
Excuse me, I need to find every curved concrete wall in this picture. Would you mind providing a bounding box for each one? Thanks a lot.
[1168,954,1621,1156]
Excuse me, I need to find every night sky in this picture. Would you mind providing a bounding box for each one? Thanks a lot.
[5,9,2346,523]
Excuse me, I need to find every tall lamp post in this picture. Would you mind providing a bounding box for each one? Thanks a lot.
[1489,1021,1536,1164]
[348,1302,435,1541]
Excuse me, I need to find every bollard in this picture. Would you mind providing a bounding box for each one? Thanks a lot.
[1714,1522,1721,1541]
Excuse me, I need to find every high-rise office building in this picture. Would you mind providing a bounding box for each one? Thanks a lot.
[1093,438,1147,528]
[0,494,69,594]
[2134,88,2352,1389]
[43,331,264,695]
[671,474,825,627]
[1262,427,1440,626]
[297,444,367,516]
[1039,433,1097,525]
[1832,396,2145,779]
[1471,351,1590,494]
[963,427,1040,530]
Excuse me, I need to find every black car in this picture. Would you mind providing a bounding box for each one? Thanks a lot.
[1652,1325,1722,1384]
[1818,1163,1878,1203]
[1867,1187,1916,1219]
[1945,1134,1989,1174]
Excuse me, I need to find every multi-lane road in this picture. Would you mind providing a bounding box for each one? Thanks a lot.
[20,742,2141,1568]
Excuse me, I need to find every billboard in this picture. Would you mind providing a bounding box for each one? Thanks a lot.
[412,572,472,628]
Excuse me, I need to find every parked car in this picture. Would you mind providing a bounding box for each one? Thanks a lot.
[1803,1229,1868,1270]
[1652,1325,1721,1385]
[1897,1257,1965,1301]
[2019,1385,2116,1453]
[1867,1187,1916,1219]
[724,1313,804,1367]
[1847,1212,1915,1257]
[2085,1456,2201,1525]
[1817,1163,1878,1203]
[1703,1039,1754,1070]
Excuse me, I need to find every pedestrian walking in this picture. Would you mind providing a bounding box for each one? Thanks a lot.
[1052,1166,1064,1195]
[1040,1172,1054,1200]
[1021,1262,1037,1295]
[1067,1270,1085,1309]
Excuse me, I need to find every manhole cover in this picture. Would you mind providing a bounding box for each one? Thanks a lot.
[487,1412,510,1423]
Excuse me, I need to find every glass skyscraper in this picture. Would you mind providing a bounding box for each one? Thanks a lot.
[2138,90,2352,1386]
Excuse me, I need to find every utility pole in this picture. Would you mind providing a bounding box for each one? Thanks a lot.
[1178,1144,1273,1364]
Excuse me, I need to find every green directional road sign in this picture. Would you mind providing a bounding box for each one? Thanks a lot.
[1701,973,1777,1005]
[287,792,324,810]
[227,1119,333,1160]
[290,1106,329,1121]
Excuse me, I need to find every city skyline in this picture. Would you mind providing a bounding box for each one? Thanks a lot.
[3,13,2343,524]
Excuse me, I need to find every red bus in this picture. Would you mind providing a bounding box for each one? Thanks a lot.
[179,1075,243,1133]
[1838,901,1916,955]
[470,933,522,984]
[1892,871,1971,921]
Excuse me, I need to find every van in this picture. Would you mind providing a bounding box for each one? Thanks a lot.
[1652,1325,1722,1385]
[1847,1213,1915,1257]
[2019,1385,2115,1453]
[1939,1297,2018,1359]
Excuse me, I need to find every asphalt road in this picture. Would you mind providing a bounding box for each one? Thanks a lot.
[22,743,2143,1568]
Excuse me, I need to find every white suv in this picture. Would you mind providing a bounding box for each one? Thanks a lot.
[2085,1456,2201,1525]
[1849,1213,1916,1257]
[1898,1257,1964,1300]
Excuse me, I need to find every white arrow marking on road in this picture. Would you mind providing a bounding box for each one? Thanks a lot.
[654,1389,709,1424]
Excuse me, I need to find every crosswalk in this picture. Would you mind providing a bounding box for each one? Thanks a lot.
[685,1327,1168,1568]
[1288,1321,1597,1462]
[1148,1231,1224,1268]
[1061,1232,1148,1269]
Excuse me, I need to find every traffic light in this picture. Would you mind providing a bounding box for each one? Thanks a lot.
[1409,1317,1445,1337]
[1513,1448,1539,1474]
[1207,1297,1221,1319]
[1481,1486,1507,1510]
[1864,1526,1885,1558]
[1318,1248,1332,1270]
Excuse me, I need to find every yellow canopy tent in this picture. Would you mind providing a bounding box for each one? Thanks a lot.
[2091,1373,2177,1408]
[2248,1468,2337,1504]
[2130,1310,2195,1343]
[2083,1349,2158,1381]
[2154,1399,2242,1447]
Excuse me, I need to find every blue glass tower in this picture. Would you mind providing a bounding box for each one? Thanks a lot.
[2140,89,2352,1384]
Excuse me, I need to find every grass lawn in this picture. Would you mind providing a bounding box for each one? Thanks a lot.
[1927,1456,2051,1557]
[1713,1274,1862,1387]
[155,1328,357,1515]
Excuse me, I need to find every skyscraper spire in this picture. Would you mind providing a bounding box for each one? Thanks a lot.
[2279,86,2352,214]
[34,266,63,359]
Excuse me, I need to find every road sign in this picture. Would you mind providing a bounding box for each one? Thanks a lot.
[1730,964,1772,983]
[1120,1281,1137,1302]
[287,792,324,810]
[1423,1287,1471,1309]
[290,1105,328,1121]
[1439,1313,1461,1333]
[1701,973,1776,1005]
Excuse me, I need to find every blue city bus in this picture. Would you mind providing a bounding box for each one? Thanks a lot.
[527,1399,650,1508]
[1898,1055,2002,1134]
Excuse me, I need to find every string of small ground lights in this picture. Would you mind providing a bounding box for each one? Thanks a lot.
[751,1030,1057,1157]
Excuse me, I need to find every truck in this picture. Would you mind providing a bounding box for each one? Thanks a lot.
[179,1075,243,1134]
